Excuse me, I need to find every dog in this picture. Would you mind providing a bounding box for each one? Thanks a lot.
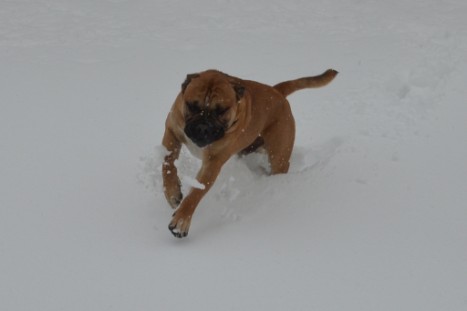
[162,69,338,237]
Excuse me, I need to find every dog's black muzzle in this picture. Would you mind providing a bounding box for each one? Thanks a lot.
[184,116,225,148]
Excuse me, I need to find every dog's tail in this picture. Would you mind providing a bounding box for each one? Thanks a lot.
[273,69,338,97]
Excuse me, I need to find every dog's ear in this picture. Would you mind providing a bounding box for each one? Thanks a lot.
[232,83,245,101]
[181,73,200,93]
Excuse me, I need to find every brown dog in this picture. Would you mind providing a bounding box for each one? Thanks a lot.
[162,69,338,237]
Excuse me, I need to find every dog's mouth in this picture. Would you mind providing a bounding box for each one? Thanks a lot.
[184,120,225,147]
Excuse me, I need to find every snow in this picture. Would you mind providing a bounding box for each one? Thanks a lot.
[1,0,467,310]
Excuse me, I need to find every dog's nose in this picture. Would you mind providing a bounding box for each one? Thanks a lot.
[185,121,224,147]
[192,123,223,145]
[194,123,212,138]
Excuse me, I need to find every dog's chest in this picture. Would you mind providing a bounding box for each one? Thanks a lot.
[184,135,204,159]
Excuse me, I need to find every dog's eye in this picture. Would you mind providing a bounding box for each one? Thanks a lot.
[215,106,229,116]
[186,102,201,114]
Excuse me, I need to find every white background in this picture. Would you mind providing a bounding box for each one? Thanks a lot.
[1,0,466,310]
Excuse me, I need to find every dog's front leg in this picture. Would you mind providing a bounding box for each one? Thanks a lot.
[162,128,183,209]
[169,155,228,238]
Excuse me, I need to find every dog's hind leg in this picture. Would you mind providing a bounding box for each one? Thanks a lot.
[262,109,296,175]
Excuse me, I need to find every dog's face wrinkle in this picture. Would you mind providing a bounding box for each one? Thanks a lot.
[185,102,229,121]
[186,76,234,104]
[184,87,235,122]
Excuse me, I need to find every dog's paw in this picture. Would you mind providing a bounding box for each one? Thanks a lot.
[168,211,192,238]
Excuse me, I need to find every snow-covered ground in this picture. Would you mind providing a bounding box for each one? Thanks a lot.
[1,0,466,310]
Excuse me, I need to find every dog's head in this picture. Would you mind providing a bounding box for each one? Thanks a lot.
[180,70,245,148]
